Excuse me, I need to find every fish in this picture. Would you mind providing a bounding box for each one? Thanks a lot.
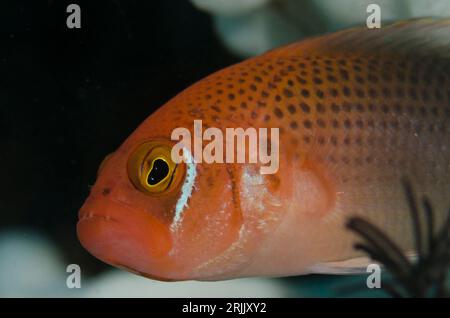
[77,19,450,281]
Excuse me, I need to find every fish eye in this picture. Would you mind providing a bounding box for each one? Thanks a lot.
[127,142,182,194]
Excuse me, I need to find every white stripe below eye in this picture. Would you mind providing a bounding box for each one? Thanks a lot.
[170,147,197,232]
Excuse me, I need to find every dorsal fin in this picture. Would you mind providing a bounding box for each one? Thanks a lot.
[263,18,450,60]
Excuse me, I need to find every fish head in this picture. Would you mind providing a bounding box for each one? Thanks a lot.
[77,107,291,281]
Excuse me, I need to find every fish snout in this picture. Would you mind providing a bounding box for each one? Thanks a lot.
[77,196,175,279]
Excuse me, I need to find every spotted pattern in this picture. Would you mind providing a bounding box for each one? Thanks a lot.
[173,54,449,187]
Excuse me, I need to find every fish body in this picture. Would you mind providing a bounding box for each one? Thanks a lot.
[78,19,450,281]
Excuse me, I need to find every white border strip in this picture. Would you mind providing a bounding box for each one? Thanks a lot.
[170,147,197,232]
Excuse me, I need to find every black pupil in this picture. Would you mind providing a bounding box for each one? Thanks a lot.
[147,159,169,185]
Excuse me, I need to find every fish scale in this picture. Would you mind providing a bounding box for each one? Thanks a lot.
[176,52,450,255]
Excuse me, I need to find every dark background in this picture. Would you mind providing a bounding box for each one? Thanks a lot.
[0,0,239,275]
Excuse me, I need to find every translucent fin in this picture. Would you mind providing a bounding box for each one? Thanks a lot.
[306,257,375,275]
[264,18,450,60]
[307,252,418,275]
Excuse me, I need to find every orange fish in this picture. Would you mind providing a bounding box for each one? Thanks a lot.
[78,19,450,281]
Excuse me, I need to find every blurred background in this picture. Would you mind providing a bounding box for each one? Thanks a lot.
[1,0,449,297]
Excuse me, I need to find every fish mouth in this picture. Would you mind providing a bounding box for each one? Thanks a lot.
[77,194,132,223]
[77,196,176,280]
[78,206,120,224]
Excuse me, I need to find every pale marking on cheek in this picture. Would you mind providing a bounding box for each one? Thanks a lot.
[170,147,197,233]
[193,169,286,277]
[192,222,248,276]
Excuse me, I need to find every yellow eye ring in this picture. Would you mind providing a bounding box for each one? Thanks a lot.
[127,141,182,194]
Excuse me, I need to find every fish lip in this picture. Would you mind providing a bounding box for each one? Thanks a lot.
[114,263,178,282]
[78,211,119,223]
[77,194,131,223]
